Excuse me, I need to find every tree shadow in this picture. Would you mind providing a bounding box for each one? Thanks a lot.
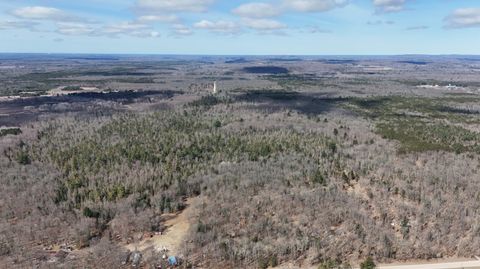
[349,97,392,110]
[232,89,345,115]
[0,90,180,126]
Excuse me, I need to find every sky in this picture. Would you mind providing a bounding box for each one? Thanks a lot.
[0,0,479,55]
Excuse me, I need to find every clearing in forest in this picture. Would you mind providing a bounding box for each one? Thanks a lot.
[124,197,200,256]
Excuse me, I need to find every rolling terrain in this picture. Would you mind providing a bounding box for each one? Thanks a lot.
[1,55,480,268]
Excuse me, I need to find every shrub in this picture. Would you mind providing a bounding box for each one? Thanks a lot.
[83,207,100,219]
[0,127,21,137]
[318,259,337,269]
[328,142,337,153]
[360,257,376,269]
[258,256,269,269]
[269,255,278,267]
[16,151,31,165]
[312,169,326,185]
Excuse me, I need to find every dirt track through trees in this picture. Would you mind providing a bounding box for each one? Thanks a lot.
[124,197,200,256]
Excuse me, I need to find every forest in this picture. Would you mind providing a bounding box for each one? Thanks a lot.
[1,55,480,268]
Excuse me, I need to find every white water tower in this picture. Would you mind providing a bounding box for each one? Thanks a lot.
[213,81,218,94]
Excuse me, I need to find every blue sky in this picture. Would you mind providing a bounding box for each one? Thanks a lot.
[0,0,479,55]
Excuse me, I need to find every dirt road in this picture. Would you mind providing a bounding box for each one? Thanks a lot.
[124,197,200,255]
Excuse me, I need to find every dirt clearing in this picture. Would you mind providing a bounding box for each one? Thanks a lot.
[124,197,201,256]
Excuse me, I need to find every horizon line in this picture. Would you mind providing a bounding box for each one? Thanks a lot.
[1,52,480,57]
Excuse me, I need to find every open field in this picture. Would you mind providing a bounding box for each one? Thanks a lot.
[1,54,480,268]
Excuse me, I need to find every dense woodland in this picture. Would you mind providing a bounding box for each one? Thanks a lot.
[2,90,480,268]
[2,56,480,268]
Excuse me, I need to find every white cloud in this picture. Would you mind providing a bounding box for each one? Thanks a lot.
[172,24,193,36]
[192,18,287,35]
[11,6,84,22]
[149,31,160,37]
[445,8,480,29]
[194,20,239,33]
[0,20,38,30]
[303,26,332,33]
[103,22,148,34]
[53,21,160,38]
[233,3,281,18]
[242,18,287,30]
[8,6,164,39]
[135,0,215,13]
[138,15,179,23]
[373,0,406,13]
[283,0,348,12]
[56,22,95,35]
[405,25,428,31]
[102,22,159,38]
[367,20,394,25]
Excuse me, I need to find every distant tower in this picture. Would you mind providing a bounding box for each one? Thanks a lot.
[213,81,218,94]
